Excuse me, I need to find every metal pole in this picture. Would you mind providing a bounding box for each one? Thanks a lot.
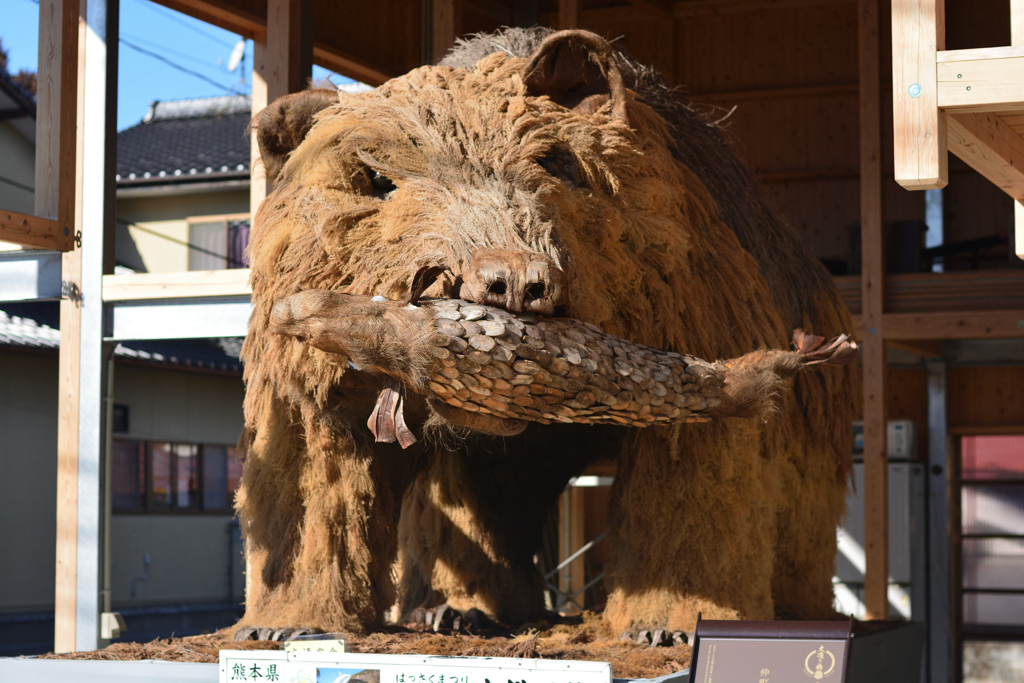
[927,360,951,683]
[75,0,117,651]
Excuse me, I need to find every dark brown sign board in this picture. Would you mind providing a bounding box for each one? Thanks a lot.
[688,615,853,683]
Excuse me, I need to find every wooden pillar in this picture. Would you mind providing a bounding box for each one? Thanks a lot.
[56,0,117,653]
[558,0,579,30]
[557,485,586,612]
[54,0,86,654]
[858,0,889,621]
[250,0,312,220]
[891,0,947,189]
[1013,0,1024,261]
[432,0,460,64]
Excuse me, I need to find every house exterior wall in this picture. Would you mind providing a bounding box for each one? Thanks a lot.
[0,120,36,250]
[0,350,245,615]
[116,188,249,272]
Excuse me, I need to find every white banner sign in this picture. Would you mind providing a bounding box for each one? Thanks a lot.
[219,650,612,683]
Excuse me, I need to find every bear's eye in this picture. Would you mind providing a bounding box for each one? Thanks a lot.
[538,148,582,189]
[369,170,397,199]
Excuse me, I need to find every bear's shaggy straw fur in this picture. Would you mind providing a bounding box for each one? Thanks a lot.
[236,27,858,636]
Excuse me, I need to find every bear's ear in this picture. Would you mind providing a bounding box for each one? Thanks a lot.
[254,88,338,183]
[522,30,628,123]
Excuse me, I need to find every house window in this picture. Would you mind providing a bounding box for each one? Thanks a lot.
[187,214,250,270]
[112,439,243,514]
[960,434,1024,633]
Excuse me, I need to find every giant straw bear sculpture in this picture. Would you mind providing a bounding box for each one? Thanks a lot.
[235,27,859,636]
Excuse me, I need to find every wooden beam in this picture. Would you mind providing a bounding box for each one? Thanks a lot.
[266,0,312,97]
[432,0,460,64]
[0,211,63,250]
[672,0,854,17]
[35,0,62,221]
[886,339,945,357]
[937,47,1024,113]
[56,0,80,252]
[859,0,888,621]
[891,0,947,189]
[102,269,252,301]
[1016,200,1024,261]
[313,44,391,86]
[251,0,312,224]
[152,0,265,40]
[558,0,579,30]
[1,0,80,252]
[946,112,1024,199]
[884,311,1024,340]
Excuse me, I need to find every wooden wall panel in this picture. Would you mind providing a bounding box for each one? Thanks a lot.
[948,366,1024,427]
[763,178,859,263]
[701,94,858,174]
[945,0,1010,51]
[314,1,422,76]
[674,4,858,93]
[581,16,676,81]
[943,162,1014,269]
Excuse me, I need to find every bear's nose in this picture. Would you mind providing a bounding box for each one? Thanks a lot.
[460,248,567,316]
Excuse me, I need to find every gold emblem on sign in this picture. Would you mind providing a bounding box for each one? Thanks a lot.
[804,644,836,679]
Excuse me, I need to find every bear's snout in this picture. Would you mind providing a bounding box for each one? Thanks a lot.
[459,248,566,316]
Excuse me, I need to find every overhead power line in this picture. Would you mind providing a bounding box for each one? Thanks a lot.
[117,217,247,268]
[121,31,231,73]
[119,38,245,96]
[0,172,34,194]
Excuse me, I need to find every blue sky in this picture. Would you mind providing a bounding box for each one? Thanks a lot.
[3,0,358,131]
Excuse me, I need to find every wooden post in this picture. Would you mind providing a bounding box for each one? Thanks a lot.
[859,0,889,621]
[56,0,117,653]
[891,0,947,189]
[250,0,312,221]
[54,0,87,653]
[1013,0,1024,261]
[557,486,586,613]
[558,0,579,30]
[432,0,460,64]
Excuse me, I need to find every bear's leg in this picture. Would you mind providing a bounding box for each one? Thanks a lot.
[398,423,622,625]
[398,451,547,625]
[603,425,780,633]
[236,394,408,633]
[768,378,851,621]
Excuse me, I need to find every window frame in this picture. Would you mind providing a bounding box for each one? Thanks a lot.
[955,430,1024,642]
[186,212,250,271]
[112,438,241,516]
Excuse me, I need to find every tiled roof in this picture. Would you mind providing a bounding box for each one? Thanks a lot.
[0,303,243,374]
[116,95,252,187]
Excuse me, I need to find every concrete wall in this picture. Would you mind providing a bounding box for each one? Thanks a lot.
[116,189,249,273]
[111,515,243,606]
[0,350,246,615]
[114,363,244,445]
